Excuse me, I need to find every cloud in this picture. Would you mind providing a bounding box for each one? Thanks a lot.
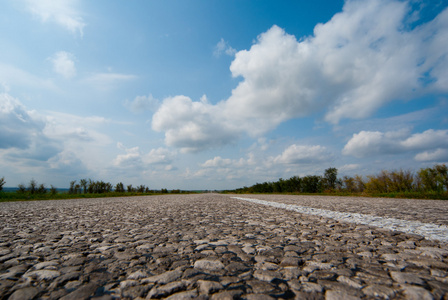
[414,149,448,162]
[0,93,61,161]
[24,0,85,36]
[343,129,448,159]
[201,156,233,168]
[114,143,174,168]
[144,148,174,165]
[213,38,236,57]
[0,93,45,149]
[152,95,239,153]
[84,72,137,91]
[273,144,333,165]
[44,112,112,144]
[50,51,76,79]
[124,94,159,114]
[0,63,56,91]
[152,1,448,151]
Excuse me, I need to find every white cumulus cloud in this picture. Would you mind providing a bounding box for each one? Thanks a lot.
[24,0,85,37]
[50,51,76,79]
[414,149,448,162]
[274,144,333,165]
[152,95,239,153]
[152,0,448,152]
[343,129,448,160]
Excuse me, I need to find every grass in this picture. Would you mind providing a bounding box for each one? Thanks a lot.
[0,191,194,202]
[225,190,448,200]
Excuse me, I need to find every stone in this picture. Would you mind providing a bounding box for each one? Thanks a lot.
[194,259,225,271]
[280,257,302,267]
[146,281,186,299]
[197,280,223,294]
[337,276,363,289]
[8,287,39,300]
[210,290,243,300]
[390,271,425,285]
[165,290,199,299]
[23,269,60,280]
[362,285,395,299]
[325,290,361,300]
[401,285,433,300]
[247,279,276,294]
[142,269,183,285]
[128,269,149,280]
[245,294,275,300]
[60,283,98,300]
[225,262,249,274]
[253,270,282,282]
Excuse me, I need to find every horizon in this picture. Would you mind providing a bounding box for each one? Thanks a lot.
[1,0,448,190]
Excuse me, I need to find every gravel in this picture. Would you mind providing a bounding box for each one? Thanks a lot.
[0,194,447,299]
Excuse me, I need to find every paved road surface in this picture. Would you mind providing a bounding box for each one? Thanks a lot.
[0,194,447,299]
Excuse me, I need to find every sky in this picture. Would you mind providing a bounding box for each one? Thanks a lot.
[1,0,448,190]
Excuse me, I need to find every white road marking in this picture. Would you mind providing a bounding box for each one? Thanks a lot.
[232,197,448,243]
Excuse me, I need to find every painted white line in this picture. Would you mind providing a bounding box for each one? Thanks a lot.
[232,197,448,243]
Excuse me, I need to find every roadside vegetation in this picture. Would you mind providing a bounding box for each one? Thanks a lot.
[0,177,188,202]
[225,164,448,200]
[1,164,447,201]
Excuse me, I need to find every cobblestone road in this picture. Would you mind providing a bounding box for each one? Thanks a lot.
[0,194,447,299]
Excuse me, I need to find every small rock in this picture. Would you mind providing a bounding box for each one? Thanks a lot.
[142,269,183,285]
[253,270,282,282]
[390,271,425,285]
[325,290,360,300]
[197,280,223,294]
[23,269,61,281]
[194,259,225,272]
[8,287,39,300]
[362,285,395,299]
[401,285,433,300]
[146,281,186,299]
[128,270,149,280]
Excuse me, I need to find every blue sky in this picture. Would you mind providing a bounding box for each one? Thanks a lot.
[1,0,447,190]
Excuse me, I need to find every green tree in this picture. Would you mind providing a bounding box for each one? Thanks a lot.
[301,175,322,193]
[137,185,146,193]
[80,179,88,194]
[28,179,37,194]
[69,180,77,194]
[115,182,125,193]
[17,184,26,194]
[50,185,58,196]
[0,177,5,192]
[324,167,338,191]
[127,184,133,193]
[418,164,448,193]
[37,183,47,194]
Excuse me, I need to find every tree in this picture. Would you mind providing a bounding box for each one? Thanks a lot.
[115,182,125,193]
[37,183,47,194]
[127,184,133,193]
[137,185,146,193]
[324,167,338,191]
[0,177,5,192]
[418,164,448,193]
[17,184,26,194]
[69,180,77,194]
[301,175,322,193]
[50,185,58,196]
[28,179,37,194]
[80,179,88,194]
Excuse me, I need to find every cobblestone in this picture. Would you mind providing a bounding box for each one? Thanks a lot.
[0,194,447,299]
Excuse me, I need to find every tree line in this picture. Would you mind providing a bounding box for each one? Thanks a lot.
[229,164,448,198]
[0,177,179,200]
